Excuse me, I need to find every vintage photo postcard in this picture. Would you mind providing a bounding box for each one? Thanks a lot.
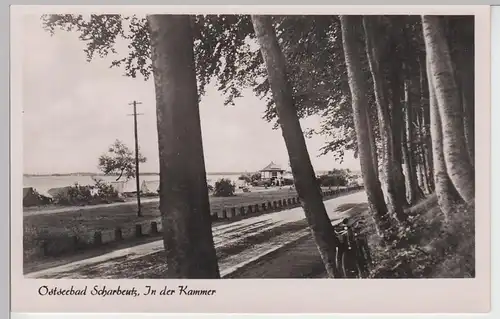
[11,4,491,313]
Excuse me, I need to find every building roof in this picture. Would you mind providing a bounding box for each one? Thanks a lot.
[260,161,284,172]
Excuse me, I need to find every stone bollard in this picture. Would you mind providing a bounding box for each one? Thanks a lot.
[151,221,159,234]
[115,227,123,241]
[135,224,143,237]
[93,231,103,246]
[222,209,228,219]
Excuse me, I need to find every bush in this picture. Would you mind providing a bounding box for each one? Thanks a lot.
[23,188,53,207]
[93,178,121,202]
[213,178,236,197]
[53,180,124,206]
[317,173,348,187]
[53,183,94,206]
[251,179,272,187]
[238,174,251,183]
[367,196,475,279]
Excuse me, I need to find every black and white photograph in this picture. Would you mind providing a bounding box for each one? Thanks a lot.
[17,10,479,282]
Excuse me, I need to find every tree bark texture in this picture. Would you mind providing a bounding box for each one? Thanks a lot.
[148,15,220,279]
[340,15,393,238]
[251,15,341,278]
[427,56,463,218]
[422,15,475,205]
[363,16,406,223]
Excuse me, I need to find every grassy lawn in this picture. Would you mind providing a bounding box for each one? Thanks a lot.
[23,188,303,261]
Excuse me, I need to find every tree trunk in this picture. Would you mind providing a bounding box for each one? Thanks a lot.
[422,15,475,205]
[251,15,341,278]
[449,16,475,167]
[389,60,409,206]
[363,16,406,223]
[366,106,379,180]
[427,56,462,218]
[148,15,220,278]
[418,54,435,192]
[402,75,423,205]
[340,15,393,238]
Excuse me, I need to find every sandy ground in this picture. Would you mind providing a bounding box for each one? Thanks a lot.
[25,191,366,279]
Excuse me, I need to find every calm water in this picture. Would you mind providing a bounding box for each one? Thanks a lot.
[23,174,243,195]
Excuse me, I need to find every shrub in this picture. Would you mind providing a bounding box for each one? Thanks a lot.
[93,178,121,202]
[238,174,251,183]
[251,179,272,187]
[207,184,214,192]
[53,180,125,206]
[53,183,94,206]
[213,178,236,197]
[23,188,52,207]
[317,173,348,187]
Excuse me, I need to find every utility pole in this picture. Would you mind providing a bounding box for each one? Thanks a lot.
[128,100,144,217]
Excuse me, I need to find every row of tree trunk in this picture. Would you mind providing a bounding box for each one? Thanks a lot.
[146,14,475,278]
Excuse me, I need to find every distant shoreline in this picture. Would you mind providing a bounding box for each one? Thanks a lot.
[23,172,250,177]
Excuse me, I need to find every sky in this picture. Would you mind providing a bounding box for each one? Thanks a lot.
[21,14,360,175]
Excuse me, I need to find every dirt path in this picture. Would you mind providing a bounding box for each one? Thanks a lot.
[25,191,367,279]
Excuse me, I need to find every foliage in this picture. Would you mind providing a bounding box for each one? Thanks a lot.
[98,139,147,181]
[41,14,358,162]
[239,172,262,184]
[251,179,272,187]
[213,178,236,197]
[207,184,214,193]
[317,168,352,187]
[23,188,53,207]
[52,179,124,206]
[366,196,475,278]
[91,178,125,202]
[238,174,251,183]
[52,183,94,206]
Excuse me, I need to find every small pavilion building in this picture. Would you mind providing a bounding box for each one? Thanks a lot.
[260,161,285,186]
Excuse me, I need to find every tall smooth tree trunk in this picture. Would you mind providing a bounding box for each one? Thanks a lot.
[251,15,341,278]
[402,70,424,205]
[419,54,435,192]
[427,57,462,218]
[366,107,380,180]
[422,15,475,205]
[449,16,475,167]
[389,60,409,206]
[363,16,406,223]
[340,15,393,238]
[148,15,220,279]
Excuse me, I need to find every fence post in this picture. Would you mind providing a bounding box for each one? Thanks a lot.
[115,227,123,241]
[93,231,102,246]
[135,224,143,237]
[151,221,159,234]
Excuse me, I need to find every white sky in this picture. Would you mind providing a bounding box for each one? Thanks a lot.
[21,14,360,174]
